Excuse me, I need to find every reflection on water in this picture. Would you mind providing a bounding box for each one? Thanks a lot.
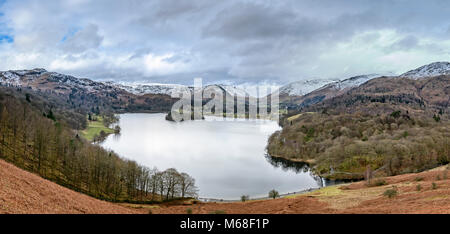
[264,154,310,174]
[101,113,335,200]
[264,155,345,188]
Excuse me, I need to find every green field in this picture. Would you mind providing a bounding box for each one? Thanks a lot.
[287,112,315,122]
[80,116,115,141]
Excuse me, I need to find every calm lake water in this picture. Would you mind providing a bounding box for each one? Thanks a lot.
[101,113,327,200]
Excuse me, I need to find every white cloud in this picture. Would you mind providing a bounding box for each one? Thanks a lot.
[0,0,449,84]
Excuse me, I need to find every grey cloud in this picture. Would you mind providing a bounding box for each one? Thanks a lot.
[129,48,153,60]
[203,3,296,40]
[154,0,215,22]
[0,0,449,84]
[64,51,99,62]
[202,2,381,42]
[359,32,382,43]
[389,35,419,51]
[62,24,103,54]
[163,52,193,64]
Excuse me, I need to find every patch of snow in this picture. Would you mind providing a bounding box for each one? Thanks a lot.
[400,62,450,79]
[111,82,188,96]
[13,68,47,76]
[111,82,257,97]
[0,71,22,86]
[220,85,250,97]
[0,69,106,93]
[326,74,382,91]
[279,79,339,96]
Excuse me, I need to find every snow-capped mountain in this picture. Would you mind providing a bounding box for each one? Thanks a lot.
[0,68,255,99]
[111,82,253,97]
[2,61,447,105]
[0,68,47,87]
[400,62,450,79]
[278,74,381,98]
[218,85,250,97]
[0,71,22,86]
[277,74,385,108]
[0,68,122,94]
[109,82,188,96]
[0,68,176,116]
[319,74,382,92]
[279,79,339,96]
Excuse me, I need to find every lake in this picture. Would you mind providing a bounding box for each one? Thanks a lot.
[101,113,328,200]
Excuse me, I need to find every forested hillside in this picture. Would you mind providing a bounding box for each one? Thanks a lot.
[0,159,144,214]
[0,69,177,129]
[0,86,197,203]
[268,75,450,179]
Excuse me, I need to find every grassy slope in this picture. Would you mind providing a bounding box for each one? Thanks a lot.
[80,116,115,141]
[2,155,449,214]
[286,112,315,122]
[151,165,450,214]
[0,159,143,214]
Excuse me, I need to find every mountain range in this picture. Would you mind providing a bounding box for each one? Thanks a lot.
[107,62,450,102]
[267,62,449,181]
[0,61,449,214]
[276,62,450,110]
[1,61,449,114]
[0,68,177,129]
[400,61,450,79]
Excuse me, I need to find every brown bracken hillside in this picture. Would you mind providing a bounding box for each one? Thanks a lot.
[152,165,450,214]
[2,158,449,214]
[0,159,144,214]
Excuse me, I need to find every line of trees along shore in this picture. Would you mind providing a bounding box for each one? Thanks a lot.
[0,89,197,202]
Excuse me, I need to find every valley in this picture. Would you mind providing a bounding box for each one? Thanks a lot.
[269,65,449,181]
[0,61,449,213]
[99,113,323,200]
[79,115,117,142]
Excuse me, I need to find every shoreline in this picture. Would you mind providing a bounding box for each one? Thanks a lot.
[198,187,322,203]
[267,153,365,181]
[268,153,316,164]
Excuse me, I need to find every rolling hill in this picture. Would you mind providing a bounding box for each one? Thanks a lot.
[0,69,177,128]
[277,62,450,110]
[268,62,449,181]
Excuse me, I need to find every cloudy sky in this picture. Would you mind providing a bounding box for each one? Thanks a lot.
[0,0,449,85]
